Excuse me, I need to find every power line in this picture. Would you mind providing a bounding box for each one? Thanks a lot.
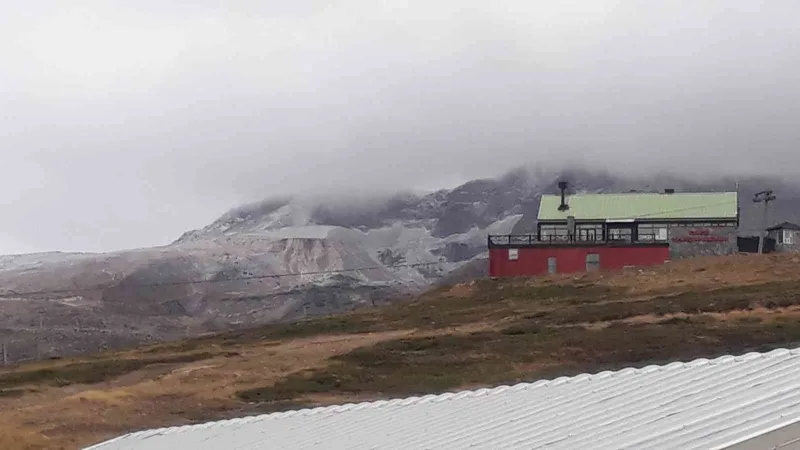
[0,257,489,298]
[544,197,738,221]
[613,200,739,220]
[0,196,740,299]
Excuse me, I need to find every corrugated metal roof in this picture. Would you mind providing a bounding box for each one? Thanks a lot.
[537,192,738,221]
[768,222,800,231]
[87,347,800,450]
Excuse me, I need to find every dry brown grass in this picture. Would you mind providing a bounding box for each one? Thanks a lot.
[0,330,416,449]
[3,253,800,449]
[520,253,800,294]
[443,282,478,298]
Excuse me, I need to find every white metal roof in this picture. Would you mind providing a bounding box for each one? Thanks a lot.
[86,347,800,450]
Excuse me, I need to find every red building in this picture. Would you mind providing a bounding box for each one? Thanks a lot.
[488,182,738,278]
[488,238,670,278]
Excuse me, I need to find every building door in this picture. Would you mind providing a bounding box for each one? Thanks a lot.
[586,253,600,272]
[547,257,557,274]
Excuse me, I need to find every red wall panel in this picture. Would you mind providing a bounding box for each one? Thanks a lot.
[489,245,670,278]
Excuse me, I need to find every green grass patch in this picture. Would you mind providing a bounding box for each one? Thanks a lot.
[148,279,800,371]
[0,352,215,389]
[736,316,764,324]
[0,388,28,398]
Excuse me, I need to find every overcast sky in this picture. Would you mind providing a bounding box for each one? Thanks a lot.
[2,1,800,254]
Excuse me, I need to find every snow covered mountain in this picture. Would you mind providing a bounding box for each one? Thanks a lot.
[2,165,800,362]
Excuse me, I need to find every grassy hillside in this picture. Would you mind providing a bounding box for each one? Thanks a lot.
[2,253,800,449]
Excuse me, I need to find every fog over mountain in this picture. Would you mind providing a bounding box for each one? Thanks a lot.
[2,1,800,253]
[1,164,800,363]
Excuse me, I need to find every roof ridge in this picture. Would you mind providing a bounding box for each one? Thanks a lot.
[103,347,800,444]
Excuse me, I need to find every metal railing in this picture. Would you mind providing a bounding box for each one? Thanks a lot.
[488,233,663,247]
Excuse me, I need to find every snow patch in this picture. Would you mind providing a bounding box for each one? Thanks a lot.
[0,252,97,272]
[248,225,338,240]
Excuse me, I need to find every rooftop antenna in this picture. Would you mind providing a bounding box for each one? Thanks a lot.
[735,179,741,228]
[557,181,569,211]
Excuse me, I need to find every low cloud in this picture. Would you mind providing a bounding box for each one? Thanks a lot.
[2,1,800,252]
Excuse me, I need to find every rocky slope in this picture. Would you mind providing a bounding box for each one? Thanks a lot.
[1,166,799,362]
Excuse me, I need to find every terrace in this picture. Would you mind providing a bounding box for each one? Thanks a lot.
[488,233,665,248]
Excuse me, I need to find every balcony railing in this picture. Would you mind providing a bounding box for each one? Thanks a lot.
[488,234,662,247]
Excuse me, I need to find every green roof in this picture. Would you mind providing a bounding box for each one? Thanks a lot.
[537,192,738,221]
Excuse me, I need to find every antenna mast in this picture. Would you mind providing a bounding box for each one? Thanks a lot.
[753,189,776,254]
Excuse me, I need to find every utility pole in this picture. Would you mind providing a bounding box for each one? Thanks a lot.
[2,338,7,367]
[753,189,776,254]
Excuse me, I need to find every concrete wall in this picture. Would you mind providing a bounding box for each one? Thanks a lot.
[668,225,738,259]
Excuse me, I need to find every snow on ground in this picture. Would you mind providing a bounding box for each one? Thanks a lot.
[440,214,523,248]
[245,225,338,240]
[0,204,517,300]
[0,252,97,272]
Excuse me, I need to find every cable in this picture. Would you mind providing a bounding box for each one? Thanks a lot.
[0,257,490,298]
[525,199,738,227]
[1,197,734,299]
[616,200,738,220]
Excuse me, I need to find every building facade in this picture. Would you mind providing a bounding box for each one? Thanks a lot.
[767,222,800,252]
[488,239,670,278]
[488,188,739,278]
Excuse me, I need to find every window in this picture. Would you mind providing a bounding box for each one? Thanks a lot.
[547,257,557,274]
[576,224,603,242]
[586,253,600,272]
[508,249,519,260]
[785,230,794,245]
[638,223,669,242]
[608,227,632,242]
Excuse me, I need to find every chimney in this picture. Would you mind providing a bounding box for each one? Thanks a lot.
[664,188,675,194]
[558,181,569,211]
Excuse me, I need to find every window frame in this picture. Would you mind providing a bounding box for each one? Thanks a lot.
[508,248,519,260]
[607,227,633,242]
[576,223,603,242]
[637,223,669,242]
